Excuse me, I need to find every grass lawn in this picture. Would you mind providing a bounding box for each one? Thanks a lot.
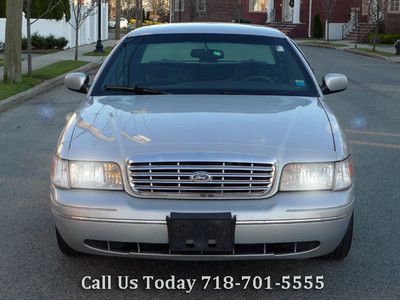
[0,59,3,67]
[0,77,41,100]
[0,60,88,100]
[31,60,87,80]
[354,48,395,57]
[83,46,113,57]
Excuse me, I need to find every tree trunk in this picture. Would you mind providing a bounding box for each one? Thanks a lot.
[135,0,141,28]
[75,26,79,61]
[237,0,242,23]
[372,1,380,52]
[115,0,121,39]
[179,0,182,22]
[3,0,24,83]
[326,20,330,43]
[26,0,33,77]
[125,0,131,21]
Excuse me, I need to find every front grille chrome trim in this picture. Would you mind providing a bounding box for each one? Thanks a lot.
[127,160,275,199]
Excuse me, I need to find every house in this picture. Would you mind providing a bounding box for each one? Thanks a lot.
[386,0,400,33]
[171,0,398,39]
[342,0,400,41]
[108,0,158,20]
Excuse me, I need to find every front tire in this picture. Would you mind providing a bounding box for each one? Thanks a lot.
[322,213,353,260]
[56,227,78,256]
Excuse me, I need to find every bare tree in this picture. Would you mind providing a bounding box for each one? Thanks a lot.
[115,0,122,39]
[123,0,133,21]
[135,0,142,28]
[25,0,70,77]
[188,0,197,21]
[370,0,388,51]
[3,0,24,83]
[147,0,169,21]
[236,0,242,23]
[322,0,338,43]
[67,0,98,61]
[183,0,206,22]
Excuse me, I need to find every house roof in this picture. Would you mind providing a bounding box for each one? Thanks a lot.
[127,23,286,38]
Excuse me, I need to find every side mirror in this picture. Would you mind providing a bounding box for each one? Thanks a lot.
[65,72,90,94]
[321,73,348,95]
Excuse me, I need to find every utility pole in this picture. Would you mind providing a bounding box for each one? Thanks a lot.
[3,0,24,83]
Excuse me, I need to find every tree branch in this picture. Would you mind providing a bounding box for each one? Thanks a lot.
[30,0,65,25]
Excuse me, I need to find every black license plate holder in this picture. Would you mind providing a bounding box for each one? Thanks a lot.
[167,213,236,253]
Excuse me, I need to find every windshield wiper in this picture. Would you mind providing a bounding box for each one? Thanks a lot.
[104,85,171,95]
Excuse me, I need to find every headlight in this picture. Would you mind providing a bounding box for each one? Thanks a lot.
[51,156,70,189]
[69,161,123,190]
[280,162,334,191]
[333,156,354,190]
[280,157,353,191]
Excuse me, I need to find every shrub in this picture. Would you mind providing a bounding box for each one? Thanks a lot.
[22,38,28,50]
[23,33,69,50]
[55,37,68,50]
[45,35,57,49]
[313,15,323,38]
[235,19,251,24]
[31,33,47,49]
[369,33,400,44]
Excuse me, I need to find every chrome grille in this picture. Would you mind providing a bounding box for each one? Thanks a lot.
[128,161,275,198]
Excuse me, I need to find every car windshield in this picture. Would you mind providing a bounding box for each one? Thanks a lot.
[92,34,318,96]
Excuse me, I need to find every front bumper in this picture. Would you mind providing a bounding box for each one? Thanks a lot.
[51,185,354,260]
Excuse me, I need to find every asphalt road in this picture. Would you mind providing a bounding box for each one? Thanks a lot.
[1,47,400,299]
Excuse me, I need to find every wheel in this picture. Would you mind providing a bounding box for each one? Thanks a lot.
[322,213,353,260]
[56,227,78,256]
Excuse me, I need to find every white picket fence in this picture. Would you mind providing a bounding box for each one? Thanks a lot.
[0,3,109,49]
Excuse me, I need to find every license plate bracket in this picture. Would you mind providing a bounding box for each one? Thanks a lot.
[167,213,236,253]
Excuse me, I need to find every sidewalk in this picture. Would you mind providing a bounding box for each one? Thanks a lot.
[296,39,400,63]
[0,39,119,81]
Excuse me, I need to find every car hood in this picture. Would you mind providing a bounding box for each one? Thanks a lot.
[59,95,340,164]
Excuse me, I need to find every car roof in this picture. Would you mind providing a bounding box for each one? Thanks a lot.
[127,23,286,38]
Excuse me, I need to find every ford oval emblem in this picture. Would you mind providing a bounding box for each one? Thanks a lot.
[190,172,212,182]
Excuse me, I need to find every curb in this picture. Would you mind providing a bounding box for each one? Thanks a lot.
[298,43,338,49]
[343,48,391,61]
[0,61,100,113]
[300,44,400,63]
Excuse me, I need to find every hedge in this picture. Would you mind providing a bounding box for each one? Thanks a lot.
[22,33,68,50]
[368,33,400,44]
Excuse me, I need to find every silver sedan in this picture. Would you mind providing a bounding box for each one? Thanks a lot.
[51,23,354,260]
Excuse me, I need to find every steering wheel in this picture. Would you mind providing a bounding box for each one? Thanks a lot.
[244,76,276,83]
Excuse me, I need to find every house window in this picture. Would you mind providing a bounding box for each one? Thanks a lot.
[249,0,268,12]
[197,0,206,12]
[175,0,184,12]
[389,0,400,12]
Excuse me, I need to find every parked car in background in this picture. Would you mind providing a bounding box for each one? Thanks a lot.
[0,41,4,52]
[53,23,354,261]
[109,17,128,29]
